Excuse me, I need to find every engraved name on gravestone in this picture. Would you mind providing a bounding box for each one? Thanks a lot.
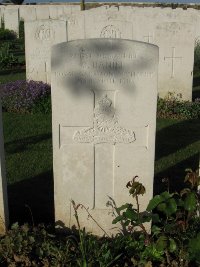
[0,100,9,234]
[4,7,19,37]
[25,20,67,84]
[51,39,158,235]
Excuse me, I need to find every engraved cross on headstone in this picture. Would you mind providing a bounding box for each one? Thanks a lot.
[72,94,136,209]
[164,47,182,78]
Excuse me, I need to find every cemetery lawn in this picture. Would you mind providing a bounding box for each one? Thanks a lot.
[2,112,200,224]
[0,69,25,85]
[2,112,53,224]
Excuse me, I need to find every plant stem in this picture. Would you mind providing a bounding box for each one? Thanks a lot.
[81,204,110,237]
[135,194,150,241]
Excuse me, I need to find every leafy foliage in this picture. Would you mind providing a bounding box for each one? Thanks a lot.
[0,80,51,113]
[0,169,200,266]
[0,43,19,70]
[0,28,16,41]
[111,169,200,266]
[0,22,25,71]
[157,93,200,119]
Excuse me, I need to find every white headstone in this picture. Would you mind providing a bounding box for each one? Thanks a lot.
[49,5,59,19]
[4,7,19,37]
[51,39,158,235]
[155,22,194,100]
[25,19,67,84]
[65,7,195,100]
[19,5,36,21]
[35,6,50,20]
[0,100,9,234]
[85,13,133,39]
[65,12,85,41]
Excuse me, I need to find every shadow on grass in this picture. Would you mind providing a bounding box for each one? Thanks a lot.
[154,118,200,195]
[5,133,52,154]
[154,153,199,195]
[155,119,200,161]
[0,69,25,75]
[8,170,54,225]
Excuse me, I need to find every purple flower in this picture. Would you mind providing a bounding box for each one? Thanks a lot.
[0,80,51,113]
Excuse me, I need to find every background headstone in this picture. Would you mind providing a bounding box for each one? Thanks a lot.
[35,6,50,20]
[64,6,196,100]
[155,22,194,100]
[4,7,19,37]
[20,5,36,21]
[51,39,158,235]
[25,19,67,84]
[0,100,9,234]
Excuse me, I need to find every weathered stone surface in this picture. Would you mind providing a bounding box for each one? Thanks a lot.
[20,5,36,21]
[0,100,9,235]
[65,7,195,100]
[155,22,194,100]
[4,7,19,37]
[25,19,67,84]
[51,39,158,235]
[35,6,50,20]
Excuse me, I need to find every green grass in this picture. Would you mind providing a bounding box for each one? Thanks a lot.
[3,113,52,185]
[0,69,26,84]
[2,112,200,225]
[154,118,200,194]
[2,113,53,224]
[0,22,25,84]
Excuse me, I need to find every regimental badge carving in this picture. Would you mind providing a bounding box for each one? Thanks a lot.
[73,95,136,144]
[100,25,121,39]
[35,25,54,41]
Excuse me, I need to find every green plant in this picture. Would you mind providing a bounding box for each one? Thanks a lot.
[32,94,52,114]
[71,200,119,267]
[0,28,16,41]
[157,93,200,119]
[0,43,19,70]
[111,176,151,238]
[0,80,51,113]
[147,169,200,266]
[0,222,80,266]
[71,200,87,267]
[0,169,199,266]
[111,169,200,266]
[188,233,200,264]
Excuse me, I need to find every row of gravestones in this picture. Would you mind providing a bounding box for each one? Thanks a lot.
[25,18,194,101]
[1,4,200,100]
[0,4,199,235]
[0,38,158,235]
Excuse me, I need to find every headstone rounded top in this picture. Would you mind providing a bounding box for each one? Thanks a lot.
[52,38,159,51]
